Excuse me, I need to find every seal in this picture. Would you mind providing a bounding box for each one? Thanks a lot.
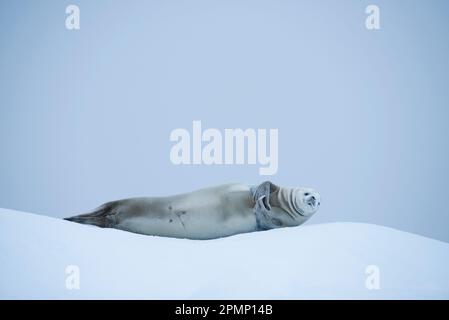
[65,181,320,240]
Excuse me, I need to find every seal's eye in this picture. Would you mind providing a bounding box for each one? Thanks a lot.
[304,192,310,196]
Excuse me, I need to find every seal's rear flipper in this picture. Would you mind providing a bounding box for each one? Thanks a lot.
[64,202,117,228]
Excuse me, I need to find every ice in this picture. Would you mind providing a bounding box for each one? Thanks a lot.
[1,208,448,299]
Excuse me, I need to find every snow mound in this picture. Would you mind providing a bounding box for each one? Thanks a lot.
[1,208,448,299]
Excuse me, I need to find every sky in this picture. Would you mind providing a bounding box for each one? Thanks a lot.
[1,0,448,241]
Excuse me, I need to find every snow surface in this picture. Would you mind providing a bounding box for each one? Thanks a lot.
[1,208,448,299]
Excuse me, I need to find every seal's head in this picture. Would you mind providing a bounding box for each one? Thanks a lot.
[252,181,321,229]
[291,187,321,217]
[272,186,321,222]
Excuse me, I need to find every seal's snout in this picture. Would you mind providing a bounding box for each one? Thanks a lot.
[304,193,320,209]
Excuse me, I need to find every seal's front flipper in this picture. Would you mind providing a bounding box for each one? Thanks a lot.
[64,202,118,228]
[250,181,281,230]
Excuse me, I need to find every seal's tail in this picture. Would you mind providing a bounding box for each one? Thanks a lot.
[64,202,117,228]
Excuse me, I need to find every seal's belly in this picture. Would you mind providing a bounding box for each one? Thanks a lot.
[116,184,257,239]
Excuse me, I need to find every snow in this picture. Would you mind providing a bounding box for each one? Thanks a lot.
[1,208,448,299]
